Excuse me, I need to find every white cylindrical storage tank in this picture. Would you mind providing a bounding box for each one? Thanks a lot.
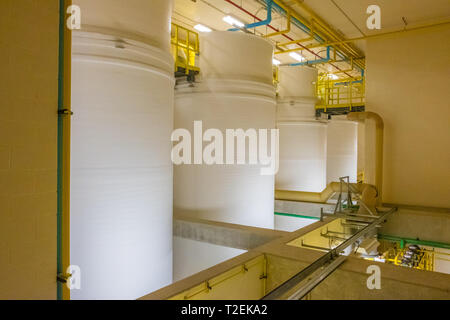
[276,66,327,192]
[173,32,276,229]
[70,0,174,300]
[327,117,358,183]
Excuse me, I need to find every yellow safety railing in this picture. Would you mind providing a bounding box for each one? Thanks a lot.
[357,171,365,184]
[273,66,279,85]
[385,248,435,272]
[171,23,200,75]
[316,74,365,112]
[272,0,365,72]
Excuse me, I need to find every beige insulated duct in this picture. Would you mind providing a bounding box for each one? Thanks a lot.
[275,182,376,204]
[347,112,384,203]
[275,111,384,207]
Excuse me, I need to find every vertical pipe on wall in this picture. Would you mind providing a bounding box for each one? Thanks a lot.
[57,0,72,301]
[347,111,384,203]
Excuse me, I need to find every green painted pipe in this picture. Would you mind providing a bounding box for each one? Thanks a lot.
[378,234,450,250]
[56,0,66,301]
[274,212,320,220]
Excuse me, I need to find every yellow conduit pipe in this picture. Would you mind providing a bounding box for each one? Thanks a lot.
[276,112,385,206]
[277,35,312,46]
[347,112,384,204]
[275,182,376,204]
[305,20,450,50]
[296,0,364,61]
[275,43,338,66]
[330,57,354,74]
[285,0,365,71]
[273,0,364,72]
[276,19,315,47]
[57,0,72,301]
[274,45,339,66]
[265,10,291,38]
[274,46,309,55]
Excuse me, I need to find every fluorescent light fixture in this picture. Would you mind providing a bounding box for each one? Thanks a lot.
[223,15,245,28]
[289,52,305,62]
[194,24,212,33]
[329,74,339,80]
[272,58,281,65]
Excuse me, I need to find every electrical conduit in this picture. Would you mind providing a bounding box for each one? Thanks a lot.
[228,0,273,31]
[289,46,331,67]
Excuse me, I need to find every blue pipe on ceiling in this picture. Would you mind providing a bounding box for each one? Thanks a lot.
[228,0,273,31]
[267,0,364,76]
[289,46,331,67]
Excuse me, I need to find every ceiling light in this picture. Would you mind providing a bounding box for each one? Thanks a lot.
[289,52,305,62]
[194,24,212,33]
[272,58,281,65]
[223,15,245,28]
[329,74,339,80]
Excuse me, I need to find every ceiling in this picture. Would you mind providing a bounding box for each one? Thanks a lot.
[173,0,450,76]
[303,0,450,37]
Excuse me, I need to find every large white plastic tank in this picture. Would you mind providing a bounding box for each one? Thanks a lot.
[70,0,174,300]
[327,117,358,183]
[173,32,276,229]
[276,67,327,192]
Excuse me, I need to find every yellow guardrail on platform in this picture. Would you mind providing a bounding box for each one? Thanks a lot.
[357,171,365,184]
[385,248,435,272]
[273,66,279,85]
[171,23,200,75]
[316,74,365,112]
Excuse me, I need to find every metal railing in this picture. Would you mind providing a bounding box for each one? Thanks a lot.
[316,75,365,113]
[171,23,200,76]
[273,66,279,85]
[357,171,365,184]
[263,207,396,300]
[264,177,397,300]
[390,248,434,271]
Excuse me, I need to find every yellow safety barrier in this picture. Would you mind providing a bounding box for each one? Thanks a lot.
[316,74,365,112]
[273,66,279,85]
[357,171,365,184]
[171,23,200,75]
[385,248,435,272]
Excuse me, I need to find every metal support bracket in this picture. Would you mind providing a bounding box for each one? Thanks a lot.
[57,273,72,284]
[262,206,397,300]
[58,109,73,116]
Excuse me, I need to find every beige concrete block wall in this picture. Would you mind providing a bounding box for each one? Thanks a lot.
[265,254,450,300]
[0,0,60,299]
[311,258,450,300]
[357,122,365,176]
[173,237,246,282]
[381,208,450,244]
[365,25,450,208]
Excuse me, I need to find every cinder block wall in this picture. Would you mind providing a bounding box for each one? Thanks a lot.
[365,25,450,208]
[0,0,60,299]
